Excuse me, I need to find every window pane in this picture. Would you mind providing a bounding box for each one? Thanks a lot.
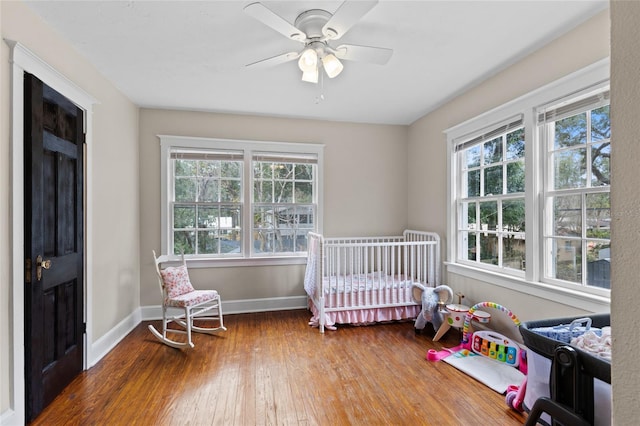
[274,163,294,179]
[219,229,241,254]
[220,206,241,229]
[484,165,502,195]
[506,161,525,193]
[273,181,293,203]
[222,161,241,178]
[199,177,218,202]
[198,160,220,178]
[591,105,610,142]
[220,179,241,202]
[553,148,586,189]
[586,242,610,289]
[484,137,502,165]
[254,162,273,179]
[295,182,313,203]
[466,169,480,197]
[198,230,218,254]
[591,143,611,186]
[506,128,525,160]
[175,177,196,202]
[464,232,476,261]
[553,195,581,237]
[502,199,525,232]
[466,145,481,168]
[175,159,195,176]
[503,235,525,271]
[295,230,309,252]
[174,231,195,255]
[254,180,273,203]
[253,206,274,230]
[295,164,313,180]
[296,206,315,228]
[197,206,219,228]
[555,112,586,149]
[479,201,498,231]
[586,193,610,239]
[174,205,195,228]
[479,233,498,265]
[551,238,581,283]
[461,202,476,230]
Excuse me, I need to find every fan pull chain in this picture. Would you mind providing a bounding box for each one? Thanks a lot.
[315,69,325,104]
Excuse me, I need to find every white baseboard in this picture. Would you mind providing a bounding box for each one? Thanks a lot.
[88,308,141,368]
[0,408,19,426]
[140,296,308,320]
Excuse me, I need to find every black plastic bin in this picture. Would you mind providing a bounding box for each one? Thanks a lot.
[520,313,611,426]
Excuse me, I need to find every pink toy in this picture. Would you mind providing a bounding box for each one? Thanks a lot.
[425,343,465,361]
[506,378,527,412]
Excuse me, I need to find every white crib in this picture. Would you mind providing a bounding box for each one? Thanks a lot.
[304,230,440,333]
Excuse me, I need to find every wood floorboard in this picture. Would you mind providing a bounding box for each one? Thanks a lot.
[30,309,527,425]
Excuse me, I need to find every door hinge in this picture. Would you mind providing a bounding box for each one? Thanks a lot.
[25,258,31,283]
[83,323,87,334]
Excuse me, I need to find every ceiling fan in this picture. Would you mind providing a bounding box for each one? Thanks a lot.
[244,0,393,84]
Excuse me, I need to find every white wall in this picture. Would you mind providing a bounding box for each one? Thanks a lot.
[1,1,139,422]
[139,109,408,307]
[407,10,611,321]
[610,1,640,423]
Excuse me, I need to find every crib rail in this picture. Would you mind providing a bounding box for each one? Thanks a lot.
[305,230,441,332]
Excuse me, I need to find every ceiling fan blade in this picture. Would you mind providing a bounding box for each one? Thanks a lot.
[246,51,300,68]
[322,0,378,40]
[244,2,306,42]
[334,44,393,65]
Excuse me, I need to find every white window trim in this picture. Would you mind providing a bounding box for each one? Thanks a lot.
[445,58,610,310]
[159,135,324,268]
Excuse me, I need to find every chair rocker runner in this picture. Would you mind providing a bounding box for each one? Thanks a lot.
[149,250,226,348]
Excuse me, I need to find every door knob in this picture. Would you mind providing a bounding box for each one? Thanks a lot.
[36,255,51,281]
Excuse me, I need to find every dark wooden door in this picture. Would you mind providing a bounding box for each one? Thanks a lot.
[24,73,85,422]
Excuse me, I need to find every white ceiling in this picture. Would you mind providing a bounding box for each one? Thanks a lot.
[25,0,608,125]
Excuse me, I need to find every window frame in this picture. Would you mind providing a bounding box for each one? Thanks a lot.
[445,59,610,310]
[159,135,324,268]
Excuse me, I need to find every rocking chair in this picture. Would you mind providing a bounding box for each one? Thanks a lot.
[148,250,226,348]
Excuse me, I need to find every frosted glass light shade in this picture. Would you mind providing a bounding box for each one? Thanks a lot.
[301,68,319,83]
[322,54,343,78]
[298,48,318,72]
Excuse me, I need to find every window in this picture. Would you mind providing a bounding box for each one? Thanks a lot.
[456,118,526,272]
[446,60,610,301]
[540,92,611,289]
[160,136,324,265]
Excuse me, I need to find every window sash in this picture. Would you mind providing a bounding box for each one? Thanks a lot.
[540,94,610,289]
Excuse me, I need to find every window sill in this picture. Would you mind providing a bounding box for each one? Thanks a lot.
[445,262,610,312]
[160,255,308,269]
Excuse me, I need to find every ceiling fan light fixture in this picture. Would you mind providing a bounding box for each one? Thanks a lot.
[322,54,344,78]
[301,67,319,84]
[298,48,318,72]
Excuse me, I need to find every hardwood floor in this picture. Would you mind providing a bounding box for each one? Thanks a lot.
[30,310,526,425]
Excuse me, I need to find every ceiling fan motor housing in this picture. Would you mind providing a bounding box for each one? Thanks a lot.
[294,9,334,40]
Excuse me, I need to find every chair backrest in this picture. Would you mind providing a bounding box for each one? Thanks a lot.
[152,250,186,297]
